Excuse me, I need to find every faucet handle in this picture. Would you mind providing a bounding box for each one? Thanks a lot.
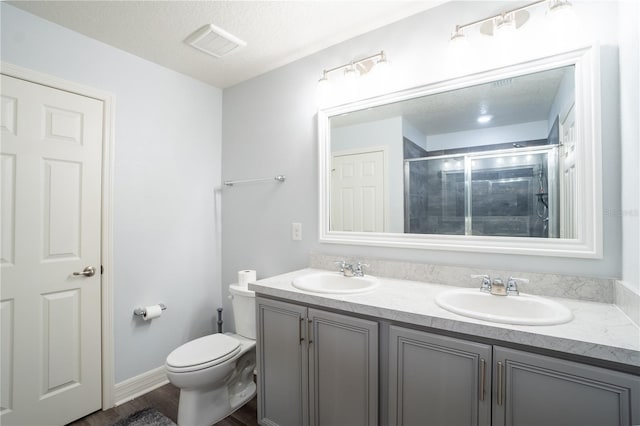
[354,262,369,276]
[334,260,346,271]
[506,277,529,295]
[471,274,490,279]
[471,274,492,292]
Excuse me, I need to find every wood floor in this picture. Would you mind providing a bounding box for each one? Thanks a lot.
[67,383,258,426]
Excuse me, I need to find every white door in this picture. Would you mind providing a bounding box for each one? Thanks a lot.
[1,75,103,425]
[331,150,385,232]
[559,103,577,239]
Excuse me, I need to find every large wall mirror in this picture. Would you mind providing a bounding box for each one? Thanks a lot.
[318,47,602,258]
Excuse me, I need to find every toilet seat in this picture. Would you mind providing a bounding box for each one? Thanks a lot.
[166,333,241,373]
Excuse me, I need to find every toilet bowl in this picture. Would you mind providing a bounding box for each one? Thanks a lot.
[165,284,256,426]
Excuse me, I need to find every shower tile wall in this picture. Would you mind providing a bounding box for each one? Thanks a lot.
[406,158,465,235]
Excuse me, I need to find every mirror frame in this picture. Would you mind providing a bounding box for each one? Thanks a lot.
[318,46,602,258]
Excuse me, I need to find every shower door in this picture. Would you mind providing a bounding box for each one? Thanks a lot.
[404,147,559,238]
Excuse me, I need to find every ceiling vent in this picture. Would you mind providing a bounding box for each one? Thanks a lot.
[185,24,246,58]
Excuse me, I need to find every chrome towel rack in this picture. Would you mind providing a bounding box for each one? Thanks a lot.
[224,175,286,186]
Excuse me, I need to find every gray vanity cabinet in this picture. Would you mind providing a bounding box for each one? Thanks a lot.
[388,326,492,426]
[256,297,378,426]
[256,297,309,426]
[492,346,640,426]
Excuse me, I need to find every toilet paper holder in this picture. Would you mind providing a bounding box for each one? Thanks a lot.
[134,304,167,317]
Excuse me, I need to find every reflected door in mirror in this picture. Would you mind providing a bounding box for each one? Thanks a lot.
[331,149,385,232]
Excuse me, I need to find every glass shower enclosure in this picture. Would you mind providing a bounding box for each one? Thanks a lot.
[404,146,559,238]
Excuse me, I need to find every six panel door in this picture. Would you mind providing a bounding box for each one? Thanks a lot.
[1,75,103,425]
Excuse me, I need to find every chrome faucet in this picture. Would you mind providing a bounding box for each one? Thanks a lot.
[352,262,369,277]
[490,278,507,296]
[472,274,526,296]
[334,260,351,276]
[334,260,369,277]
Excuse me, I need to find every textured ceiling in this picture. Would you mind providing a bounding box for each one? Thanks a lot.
[331,66,573,136]
[10,0,447,88]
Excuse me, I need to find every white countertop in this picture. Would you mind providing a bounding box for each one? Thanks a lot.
[249,268,640,368]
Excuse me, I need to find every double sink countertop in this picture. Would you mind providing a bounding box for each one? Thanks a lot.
[249,268,640,368]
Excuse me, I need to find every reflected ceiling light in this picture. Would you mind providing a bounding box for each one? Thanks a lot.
[317,51,389,86]
[449,0,573,44]
[477,114,493,123]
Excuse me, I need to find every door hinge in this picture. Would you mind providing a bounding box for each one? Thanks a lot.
[101,265,104,275]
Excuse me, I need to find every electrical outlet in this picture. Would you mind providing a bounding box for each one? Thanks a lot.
[292,222,302,241]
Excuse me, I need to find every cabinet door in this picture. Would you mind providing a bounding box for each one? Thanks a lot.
[493,346,640,426]
[257,297,309,426]
[388,326,492,426]
[308,308,378,426]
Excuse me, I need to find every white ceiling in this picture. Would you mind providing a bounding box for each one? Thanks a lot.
[10,0,447,88]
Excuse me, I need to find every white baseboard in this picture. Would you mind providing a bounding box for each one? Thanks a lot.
[114,366,169,406]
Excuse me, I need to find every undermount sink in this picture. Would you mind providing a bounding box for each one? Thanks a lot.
[435,288,573,325]
[292,272,380,294]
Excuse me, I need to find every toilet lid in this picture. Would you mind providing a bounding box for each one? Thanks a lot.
[166,333,240,371]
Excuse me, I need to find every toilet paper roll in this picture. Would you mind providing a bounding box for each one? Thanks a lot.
[238,270,257,288]
[143,305,163,321]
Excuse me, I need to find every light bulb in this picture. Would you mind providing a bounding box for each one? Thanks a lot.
[344,64,359,80]
[494,13,516,38]
[548,0,573,20]
[547,0,578,40]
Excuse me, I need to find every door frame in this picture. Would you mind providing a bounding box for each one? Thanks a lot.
[1,61,116,409]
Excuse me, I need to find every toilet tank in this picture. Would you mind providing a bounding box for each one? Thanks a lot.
[228,284,256,339]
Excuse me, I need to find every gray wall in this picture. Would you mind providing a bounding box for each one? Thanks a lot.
[1,4,224,383]
[221,0,631,329]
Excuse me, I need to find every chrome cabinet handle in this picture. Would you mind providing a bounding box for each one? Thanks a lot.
[307,319,313,344]
[73,266,96,277]
[497,361,504,406]
[479,358,486,401]
[299,317,304,344]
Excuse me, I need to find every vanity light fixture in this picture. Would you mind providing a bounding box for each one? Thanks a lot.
[317,51,389,86]
[449,0,573,43]
[548,0,573,16]
[344,63,359,79]
[450,25,467,44]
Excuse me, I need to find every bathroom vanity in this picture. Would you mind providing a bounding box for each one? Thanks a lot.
[251,269,640,426]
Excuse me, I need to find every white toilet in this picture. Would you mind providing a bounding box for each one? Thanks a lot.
[165,284,256,426]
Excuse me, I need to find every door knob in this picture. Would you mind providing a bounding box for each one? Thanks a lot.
[73,266,96,277]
